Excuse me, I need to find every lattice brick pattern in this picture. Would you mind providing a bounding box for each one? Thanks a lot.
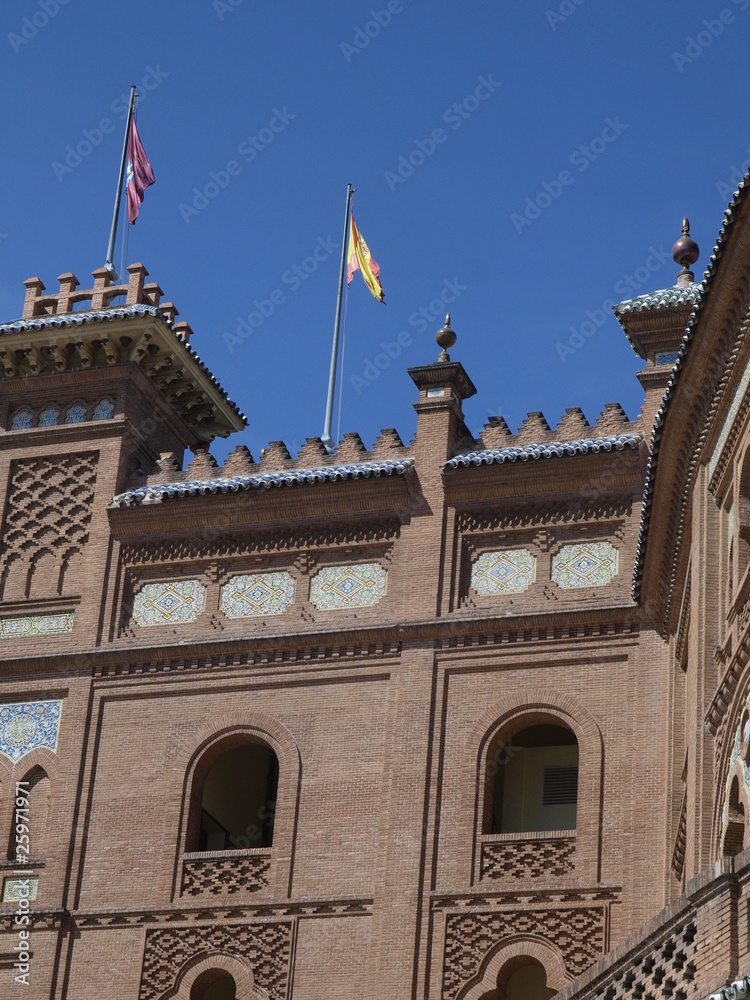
[0,453,98,569]
[480,836,575,879]
[590,922,697,1000]
[139,921,292,1000]
[181,854,271,896]
[442,907,604,1000]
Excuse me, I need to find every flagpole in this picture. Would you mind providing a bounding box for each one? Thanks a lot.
[322,183,355,453]
[104,85,137,279]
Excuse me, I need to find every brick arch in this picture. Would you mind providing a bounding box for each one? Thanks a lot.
[458,934,572,1000]
[160,951,261,999]
[471,689,603,884]
[711,680,750,858]
[172,711,301,900]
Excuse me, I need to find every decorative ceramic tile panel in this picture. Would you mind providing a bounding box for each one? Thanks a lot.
[2,877,38,902]
[38,405,59,427]
[92,398,114,421]
[65,402,87,424]
[0,701,63,763]
[471,548,536,595]
[0,612,74,639]
[220,572,294,619]
[10,408,32,430]
[309,562,386,610]
[133,580,206,626]
[655,350,680,367]
[551,541,619,589]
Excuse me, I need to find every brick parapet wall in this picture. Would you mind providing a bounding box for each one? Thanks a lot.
[555,853,750,1000]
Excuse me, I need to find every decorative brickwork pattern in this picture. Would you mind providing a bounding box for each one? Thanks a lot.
[471,549,536,595]
[219,572,295,619]
[0,700,62,763]
[552,541,619,588]
[139,921,292,1000]
[0,611,73,639]
[132,579,206,627]
[582,921,697,1000]
[0,453,97,597]
[181,853,271,896]
[480,835,575,879]
[2,877,38,902]
[310,561,387,610]
[442,907,605,1000]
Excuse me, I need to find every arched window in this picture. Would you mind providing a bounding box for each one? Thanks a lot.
[478,957,556,1000]
[487,723,578,834]
[8,767,50,861]
[196,741,279,851]
[190,970,237,1000]
[723,775,746,857]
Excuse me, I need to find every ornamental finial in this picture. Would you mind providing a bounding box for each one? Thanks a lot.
[436,313,456,362]
[672,217,700,287]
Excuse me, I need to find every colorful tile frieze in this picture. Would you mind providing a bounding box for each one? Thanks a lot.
[309,562,387,610]
[2,877,38,903]
[0,612,74,640]
[220,572,295,618]
[132,579,206,626]
[471,548,536,596]
[0,701,62,763]
[551,541,619,589]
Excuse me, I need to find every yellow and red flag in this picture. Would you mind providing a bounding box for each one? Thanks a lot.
[346,213,385,302]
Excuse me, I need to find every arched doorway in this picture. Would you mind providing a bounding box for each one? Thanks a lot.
[190,969,237,1000]
[478,956,556,1000]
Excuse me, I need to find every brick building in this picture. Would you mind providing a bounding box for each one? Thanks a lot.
[2,175,750,1000]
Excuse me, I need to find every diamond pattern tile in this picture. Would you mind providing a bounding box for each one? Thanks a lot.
[310,562,387,610]
[552,541,618,589]
[132,579,206,627]
[220,572,295,618]
[471,549,536,595]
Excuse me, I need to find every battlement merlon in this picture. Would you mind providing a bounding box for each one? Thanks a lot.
[1,264,246,443]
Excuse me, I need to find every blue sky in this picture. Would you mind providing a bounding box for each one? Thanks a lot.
[1,0,748,463]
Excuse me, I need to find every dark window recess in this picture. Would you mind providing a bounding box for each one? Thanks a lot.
[542,765,578,806]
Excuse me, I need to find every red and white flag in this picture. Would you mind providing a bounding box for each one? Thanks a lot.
[126,117,155,224]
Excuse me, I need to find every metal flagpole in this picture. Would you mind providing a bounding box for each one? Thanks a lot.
[104,85,137,280]
[321,183,355,453]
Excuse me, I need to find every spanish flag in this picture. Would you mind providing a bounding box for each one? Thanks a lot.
[346,213,385,302]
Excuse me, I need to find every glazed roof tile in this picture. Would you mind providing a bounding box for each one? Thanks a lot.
[111,457,415,507]
[444,433,643,469]
[0,303,246,426]
[613,283,703,316]
[633,171,750,611]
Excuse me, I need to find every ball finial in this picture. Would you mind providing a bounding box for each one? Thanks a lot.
[436,313,456,361]
[672,218,699,286]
